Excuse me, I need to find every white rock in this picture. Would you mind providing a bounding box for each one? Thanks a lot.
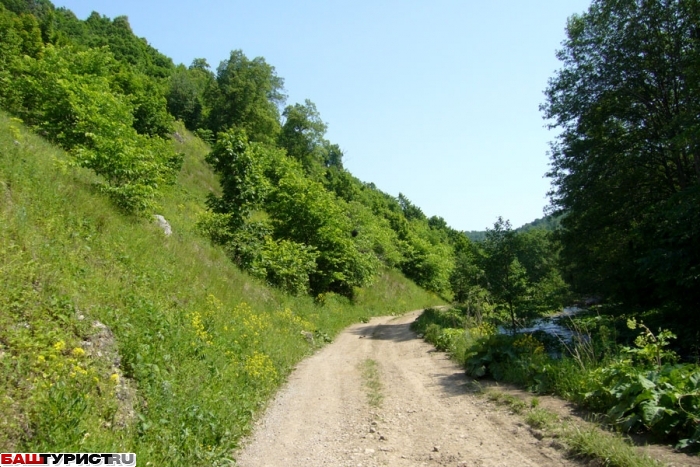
[153,214,172,236]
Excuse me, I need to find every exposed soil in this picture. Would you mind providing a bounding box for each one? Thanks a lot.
[235,310,581,466]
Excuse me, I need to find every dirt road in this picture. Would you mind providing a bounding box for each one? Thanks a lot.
[235,310,580,467]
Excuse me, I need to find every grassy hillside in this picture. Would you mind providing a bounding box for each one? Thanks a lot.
[0,113,442,464]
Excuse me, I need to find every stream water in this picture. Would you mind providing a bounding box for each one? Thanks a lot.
[498,306,584,341]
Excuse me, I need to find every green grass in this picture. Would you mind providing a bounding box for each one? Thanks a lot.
[485,390,527,414]
[0,114,443,464]
[564,426,663,467]
[524,408,557,429]
[360,359,383,408]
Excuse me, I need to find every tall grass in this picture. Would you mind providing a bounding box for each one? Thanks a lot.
[0,114,443,464]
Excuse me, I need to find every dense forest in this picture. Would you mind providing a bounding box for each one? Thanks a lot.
[1,0,699,460]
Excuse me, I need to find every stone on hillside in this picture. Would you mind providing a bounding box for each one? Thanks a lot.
[154,214,172,236]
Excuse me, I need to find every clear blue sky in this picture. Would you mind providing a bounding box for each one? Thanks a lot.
[53,0,591,231]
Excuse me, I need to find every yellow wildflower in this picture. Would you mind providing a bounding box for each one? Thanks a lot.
[513,334,545,354]
[244,351,277,387]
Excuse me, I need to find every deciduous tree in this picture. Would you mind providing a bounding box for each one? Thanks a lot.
[481,218,528,333]
[542,0,700,312]
[207,50,285,143]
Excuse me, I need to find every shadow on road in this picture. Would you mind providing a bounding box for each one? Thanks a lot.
[349,320,417,343]
[431,371,482,397]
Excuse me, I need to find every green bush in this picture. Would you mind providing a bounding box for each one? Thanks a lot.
[435,328,467,354]
[418,323,469,361]
[345,200,404,268]
[412,307,465,331]
[400,227,454,295]
[204,128,272,227]
[464,333,520,379]
[196,216,317,295]
[254,238,318,296]
[10,45,181,213]
[266,159,379,295]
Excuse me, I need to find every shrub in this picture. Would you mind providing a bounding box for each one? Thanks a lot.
[267,164,379,295]
[196,216,318,295]
[205,128,272,227]
[436,328,468,358]
[11,45,182,213]
[254,238,318,296]
[412,307,465,331]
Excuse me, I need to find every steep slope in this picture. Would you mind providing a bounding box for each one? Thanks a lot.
[0,114,442,464]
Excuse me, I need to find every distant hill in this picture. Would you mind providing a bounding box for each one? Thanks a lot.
[464,215,561,242]
[464,230,487,242]
[516,214,561,233]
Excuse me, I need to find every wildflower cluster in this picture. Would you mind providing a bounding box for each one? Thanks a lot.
[232,302,271,345]
[513,334,545,355]
[276,307,313,333]
[243,351,277,388]
[206,294,223,313]
[189,311,213,346]
[29,339,113,399]
[468,322,496,338]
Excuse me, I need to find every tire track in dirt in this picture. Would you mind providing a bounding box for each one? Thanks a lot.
[235,310,582,467]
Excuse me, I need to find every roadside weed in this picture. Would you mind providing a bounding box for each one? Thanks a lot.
[524,408,557,429]
[564,425,663,467]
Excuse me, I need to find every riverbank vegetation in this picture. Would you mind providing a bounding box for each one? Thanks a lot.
[413,307,700,450]
[485,389,665,467]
